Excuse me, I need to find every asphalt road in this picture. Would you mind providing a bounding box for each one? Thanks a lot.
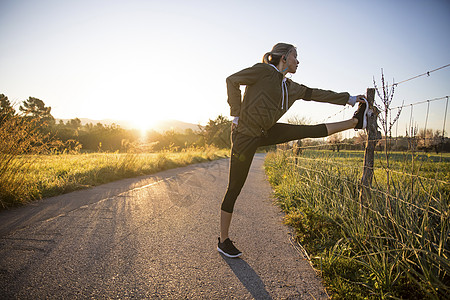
[0,153,328,299]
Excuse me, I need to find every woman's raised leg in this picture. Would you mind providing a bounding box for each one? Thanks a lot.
[325,118,358,135]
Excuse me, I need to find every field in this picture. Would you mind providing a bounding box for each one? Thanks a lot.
[264,149,449,299]
[0,148,228,209]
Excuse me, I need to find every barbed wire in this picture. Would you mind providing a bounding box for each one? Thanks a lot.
[318,59,449,121]
[320,95,448,121]
[271,65,449,255]
[321,106,351,123]
[313,95,449,148]
[281,134,450,151]
[388,96,449,110]
[392,64,450,87]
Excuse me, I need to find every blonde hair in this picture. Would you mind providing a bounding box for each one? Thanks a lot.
[262,43,296,65]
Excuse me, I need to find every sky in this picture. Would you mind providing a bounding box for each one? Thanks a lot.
[0,0,449,136]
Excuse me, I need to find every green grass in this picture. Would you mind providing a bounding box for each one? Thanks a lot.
[264,149,449,299]
[0,147,228,209]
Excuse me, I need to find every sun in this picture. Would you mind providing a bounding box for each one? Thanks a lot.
[124,101,165,134]
[130,117,159,135]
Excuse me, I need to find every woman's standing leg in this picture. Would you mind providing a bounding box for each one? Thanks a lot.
[219,131,259,257]
[221,132,259,217]
[220,210,233,242]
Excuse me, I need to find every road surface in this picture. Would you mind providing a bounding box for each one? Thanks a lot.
[0,154,328,299]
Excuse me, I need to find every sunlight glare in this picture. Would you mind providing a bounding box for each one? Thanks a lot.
[132,117,158,135]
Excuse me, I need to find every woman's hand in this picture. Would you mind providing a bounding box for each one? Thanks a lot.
[348,95,367,106]
[356,95,367,103]
[232,116,239,131]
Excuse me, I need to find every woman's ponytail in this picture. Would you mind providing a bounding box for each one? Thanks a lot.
[262,52,272,64]
[262,43,296,66]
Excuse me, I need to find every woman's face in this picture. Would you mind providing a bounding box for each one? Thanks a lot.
[286,49,299,74]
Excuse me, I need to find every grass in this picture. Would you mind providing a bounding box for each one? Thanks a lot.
[0,148,228,209]
[264,149,449,299]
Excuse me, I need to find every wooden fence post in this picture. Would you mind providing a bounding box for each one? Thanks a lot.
[359,88,380,210]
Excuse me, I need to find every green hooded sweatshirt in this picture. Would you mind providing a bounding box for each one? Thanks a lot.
[226,63,350,137]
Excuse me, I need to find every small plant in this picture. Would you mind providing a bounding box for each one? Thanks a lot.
[373,69,403,214]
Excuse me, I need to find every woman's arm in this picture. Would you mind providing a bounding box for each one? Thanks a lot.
[288,81,351,106]
[226,65,262,117]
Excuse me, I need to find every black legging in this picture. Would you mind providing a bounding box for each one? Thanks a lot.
[221,123,328,213]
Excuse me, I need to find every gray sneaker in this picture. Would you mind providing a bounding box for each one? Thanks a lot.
[353,98,369,129]
[217,238,242,258]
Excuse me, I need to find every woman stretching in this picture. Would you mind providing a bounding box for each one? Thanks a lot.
[218,42,369,258]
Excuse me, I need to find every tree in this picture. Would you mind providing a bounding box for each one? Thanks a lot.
[287,115,312,154]
[0,94,15,123]
[201,115,231,148]
[286,115,311,126]
[19,97,54,126]
[418,128,444,154]
[54,118,82,142]
[67,118,82,130]
[327,132,343,152]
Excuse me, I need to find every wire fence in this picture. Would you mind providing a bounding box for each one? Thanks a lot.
[322,64,450,139]
[275,63,450,252]
[268,64,450,297]
[288,63,450,169]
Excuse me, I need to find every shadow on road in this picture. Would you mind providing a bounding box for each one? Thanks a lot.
[220,255,273,300]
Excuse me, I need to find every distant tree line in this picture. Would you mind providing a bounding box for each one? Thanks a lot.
[2,93,448,154]
[0,93,233,153]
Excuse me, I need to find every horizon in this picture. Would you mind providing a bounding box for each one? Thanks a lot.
[53,116,203,132]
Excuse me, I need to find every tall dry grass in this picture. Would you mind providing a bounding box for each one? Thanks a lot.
[17,148,228,201]
[0,113,229,209]
[0,115,48,207]
[264,150,449,299]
